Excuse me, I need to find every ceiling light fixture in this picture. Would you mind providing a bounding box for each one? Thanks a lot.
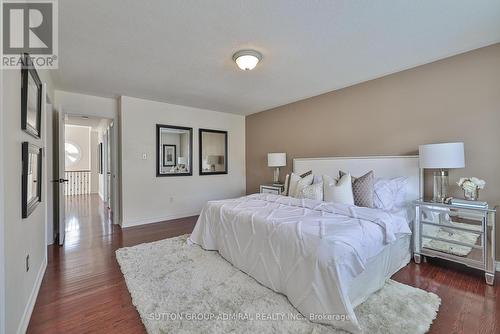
[232,50,262,71]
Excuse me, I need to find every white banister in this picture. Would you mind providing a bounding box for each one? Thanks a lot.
[64,170,91,195]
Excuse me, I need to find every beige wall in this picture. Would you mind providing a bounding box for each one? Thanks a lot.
[246,43,500,253]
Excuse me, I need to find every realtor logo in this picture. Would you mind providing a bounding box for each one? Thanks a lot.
[2,0,58,68]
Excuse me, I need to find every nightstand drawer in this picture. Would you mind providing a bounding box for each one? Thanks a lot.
[260,184,284,195]
[421,224,483,266]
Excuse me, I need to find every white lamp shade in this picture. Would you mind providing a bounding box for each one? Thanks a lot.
[267,153,286,167]
[206,155,221,165]
[177,157,187,165]
[419,142,465,169]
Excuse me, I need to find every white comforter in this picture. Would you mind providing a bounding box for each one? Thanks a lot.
[189,194,411,333]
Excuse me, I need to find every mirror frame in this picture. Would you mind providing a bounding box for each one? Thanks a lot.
[22,142,42,218]
[199,128,228,176]
[156,124,193,177]
[21,54,42,139]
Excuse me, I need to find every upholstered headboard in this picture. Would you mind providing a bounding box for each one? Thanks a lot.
[293,155,422,203]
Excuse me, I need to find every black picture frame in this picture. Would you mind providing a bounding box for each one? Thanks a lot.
[156,124,193,177]
[199,128,228,175]
[22,142,42,218]
[162,144,177,167]
[21,54,42,139]
[98,143,103,174]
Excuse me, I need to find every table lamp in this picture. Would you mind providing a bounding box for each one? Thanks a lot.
[267,153,286,185]
[419,142,465,202]
[177,157,187,169]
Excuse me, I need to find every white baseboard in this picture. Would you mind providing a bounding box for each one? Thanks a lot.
[122,211,199,228]
[17,256,47,334]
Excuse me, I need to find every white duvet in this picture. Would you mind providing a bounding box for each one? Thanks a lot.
[189,193,411,333]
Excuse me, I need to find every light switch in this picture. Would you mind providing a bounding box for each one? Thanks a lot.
[142,153,147,160]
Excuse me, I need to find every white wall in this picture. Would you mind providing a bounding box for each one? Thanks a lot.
[120,96,246,227]
[1,68,54,334]
[55,90,117,119]
[0,49,5,334]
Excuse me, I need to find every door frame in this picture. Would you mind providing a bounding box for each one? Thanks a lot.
[44,94,55,245]
[53,106,66,245]
[52,108,120,226]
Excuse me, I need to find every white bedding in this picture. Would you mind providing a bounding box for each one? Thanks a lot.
[189,193,412,333]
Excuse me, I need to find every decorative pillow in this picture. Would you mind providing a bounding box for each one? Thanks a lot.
[285,170,313,196]
[339,170,374,208]
[289,173,314,198]
[323,174,354,205]
[373,177,408,211]
[297,182,323,200]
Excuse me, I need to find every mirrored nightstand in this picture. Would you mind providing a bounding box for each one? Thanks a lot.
[414,200,496,285]
[260,184,285,195]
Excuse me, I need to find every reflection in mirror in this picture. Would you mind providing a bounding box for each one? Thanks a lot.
[22,142,42,218]
[156,124,193,176]
[199,129,228,175]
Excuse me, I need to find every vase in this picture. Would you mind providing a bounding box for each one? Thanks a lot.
[464,188,479,201]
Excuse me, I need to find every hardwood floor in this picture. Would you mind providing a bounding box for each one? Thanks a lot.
[27,194,499,333]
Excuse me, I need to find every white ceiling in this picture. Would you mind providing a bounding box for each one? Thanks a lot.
[53,0,500,115]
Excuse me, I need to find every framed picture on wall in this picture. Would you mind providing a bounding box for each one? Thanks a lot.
[162,144,176,167]
[98,143,103,174]
[22,142,42,218]
[21,54,42,138]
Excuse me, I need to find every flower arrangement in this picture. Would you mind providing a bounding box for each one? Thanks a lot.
[457,177,486,200]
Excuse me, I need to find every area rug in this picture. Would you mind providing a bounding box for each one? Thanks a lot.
[116,235,440,334]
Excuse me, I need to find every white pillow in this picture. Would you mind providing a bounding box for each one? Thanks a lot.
[323,174,354,205]
[290,173,314,198]
[297,182,323,200]
[373,177,408,211]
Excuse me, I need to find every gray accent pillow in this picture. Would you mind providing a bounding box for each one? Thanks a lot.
[339,170,374,208]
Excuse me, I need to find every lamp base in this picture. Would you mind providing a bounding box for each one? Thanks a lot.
[432,170,449,203]
[273,167,280,184]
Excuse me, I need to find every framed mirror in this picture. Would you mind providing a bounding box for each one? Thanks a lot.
[22,142,42,218]
[21,54,42,138]
[156,124,193,176]
[199,129,228,175]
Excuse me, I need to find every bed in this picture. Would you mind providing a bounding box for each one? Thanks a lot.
[189,156,421,333]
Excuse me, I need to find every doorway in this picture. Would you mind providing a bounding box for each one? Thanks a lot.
[50,113,115,246]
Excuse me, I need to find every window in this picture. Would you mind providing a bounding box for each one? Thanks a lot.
[65,142,82,167]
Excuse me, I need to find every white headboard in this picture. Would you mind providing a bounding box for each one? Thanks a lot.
[293,156,422,202]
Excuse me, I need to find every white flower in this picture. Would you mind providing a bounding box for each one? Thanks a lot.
[457,177,486,191]
[457,178,467,187]
[470,177,486,189]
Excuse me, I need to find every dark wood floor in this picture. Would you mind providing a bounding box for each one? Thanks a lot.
[27,195,499,333]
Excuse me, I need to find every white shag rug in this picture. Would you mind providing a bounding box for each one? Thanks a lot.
[116,235,440,334]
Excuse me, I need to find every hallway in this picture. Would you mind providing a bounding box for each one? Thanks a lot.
[27,195,197,333]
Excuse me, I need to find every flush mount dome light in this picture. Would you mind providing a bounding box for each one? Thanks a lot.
[232,50,262,71]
